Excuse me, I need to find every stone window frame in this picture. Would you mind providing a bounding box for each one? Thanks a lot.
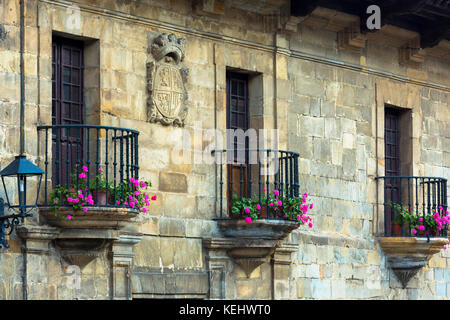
[213,43,275,217]
[373,79,422,236]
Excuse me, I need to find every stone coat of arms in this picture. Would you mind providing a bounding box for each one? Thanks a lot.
[147,33,189,126]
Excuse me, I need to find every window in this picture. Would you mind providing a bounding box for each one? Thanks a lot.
[226,72,250,201]
[52,36,84,186]
[384,106,412,235]
[52,37,84,126]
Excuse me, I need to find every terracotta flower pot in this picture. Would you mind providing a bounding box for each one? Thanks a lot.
[93,190,108,205]
[416,227,437,237]
[259,206,268,219]
[393,222,403,236]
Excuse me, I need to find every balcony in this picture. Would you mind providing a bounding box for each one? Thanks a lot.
[35,124,142,268]
[37,124,139,208]
[212,148,300,220]
[207,148,303,277]
[376,176,448,237]
[375,175,449,288]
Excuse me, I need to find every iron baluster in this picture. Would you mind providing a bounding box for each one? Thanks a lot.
[44,128,49,205]
[105,128,109,206]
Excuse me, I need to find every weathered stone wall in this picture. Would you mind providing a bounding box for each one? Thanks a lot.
[288,24,450,299]
[0,0,448,300]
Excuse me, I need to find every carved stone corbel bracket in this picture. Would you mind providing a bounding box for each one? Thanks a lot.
[193,0,225,17]
[278,5,305,34]
[214,219,297,277]
[338,22,367,53]
[399,37,425,67]
[54,228,119,270]
[377,237,448,288]
[38,207,139,270]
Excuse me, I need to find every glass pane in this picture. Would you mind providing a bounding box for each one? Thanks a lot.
[231,113,237,127]
[71,104,81,121]
[72,50,80,67]
[238,81,244,96]
[72,86,80,102]
[63,84,71,100]
[238,115,246,128]
[231,81,237,95]
[237,99,245,110]
[71,69,79,84]
[63,48,71,65]
[231,98,237,111]
[63,103,70,118]
[63,67,71,83]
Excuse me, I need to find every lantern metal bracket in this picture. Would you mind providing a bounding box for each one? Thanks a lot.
[0,198,32,248]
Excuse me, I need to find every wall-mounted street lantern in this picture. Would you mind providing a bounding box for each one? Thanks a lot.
[0,156,44,248]
[0,0,45,248]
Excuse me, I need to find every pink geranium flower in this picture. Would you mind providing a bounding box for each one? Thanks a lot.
[245,217,252,223]
[244,208,250,214]
[151,195,157,201]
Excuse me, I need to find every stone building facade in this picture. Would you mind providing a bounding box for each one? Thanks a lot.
[0,0,449,300]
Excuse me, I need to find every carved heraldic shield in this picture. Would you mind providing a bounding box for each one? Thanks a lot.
[147,33,188,126]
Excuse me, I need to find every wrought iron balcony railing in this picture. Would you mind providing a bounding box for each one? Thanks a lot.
[37,124,139,208]
[376,176,448,237]
[212,148,300,219]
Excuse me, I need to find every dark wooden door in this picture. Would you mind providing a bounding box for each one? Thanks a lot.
[226,72,249,205]
[52,37,84,187]
[385,108,402,235]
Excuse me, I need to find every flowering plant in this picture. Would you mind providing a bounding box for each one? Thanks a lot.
[231,189,314,228]
[389,201,450,237]
[49,165,156,220]
[113,177,156,213]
